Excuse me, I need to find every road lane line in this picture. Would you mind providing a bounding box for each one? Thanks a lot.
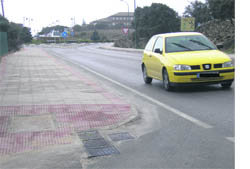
[51,51,213,129]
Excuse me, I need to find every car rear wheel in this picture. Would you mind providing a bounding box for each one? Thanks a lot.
[142,65,152,84]
[221,82,233,88]
[163,69,172,91]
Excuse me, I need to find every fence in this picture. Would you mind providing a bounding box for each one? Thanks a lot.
[0,32,8,60]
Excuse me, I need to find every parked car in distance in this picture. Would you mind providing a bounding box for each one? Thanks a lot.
[141,32,234,91]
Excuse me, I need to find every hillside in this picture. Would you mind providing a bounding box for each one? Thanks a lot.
[196,19,235,52]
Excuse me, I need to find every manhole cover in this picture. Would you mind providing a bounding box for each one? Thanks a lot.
[84,138,110,149]
[77,130,102,141]
[86,146,120,158]
[108,132,134,141]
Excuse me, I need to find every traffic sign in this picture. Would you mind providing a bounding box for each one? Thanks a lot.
[181,17,195,31]
[61,31,68,38]
[122,27,129,35]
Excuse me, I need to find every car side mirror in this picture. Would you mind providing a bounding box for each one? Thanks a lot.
[216,44,224,50]
[154,48,162,54]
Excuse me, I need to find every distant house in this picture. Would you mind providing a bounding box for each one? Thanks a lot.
[90,12,134,27]
[39,30,61,38]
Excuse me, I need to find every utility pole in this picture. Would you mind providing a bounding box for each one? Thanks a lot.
[1,0,5,17]
[120,0,129,38]
[134,0,137,48]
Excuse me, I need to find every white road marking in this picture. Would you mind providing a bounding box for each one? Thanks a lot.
[51,51,213,129]
[226,137,235,143]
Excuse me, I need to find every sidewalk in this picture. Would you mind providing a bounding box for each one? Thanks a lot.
[0,47,137,168]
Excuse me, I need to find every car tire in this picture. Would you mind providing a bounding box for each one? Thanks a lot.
[142,65,152,84]
[221,82,233,88]
[163,69,172,91]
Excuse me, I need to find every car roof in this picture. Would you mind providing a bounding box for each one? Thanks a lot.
[156,32,203,38]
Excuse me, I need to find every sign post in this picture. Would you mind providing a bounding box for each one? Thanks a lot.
[61,31,68,43]
[181,17,195,32]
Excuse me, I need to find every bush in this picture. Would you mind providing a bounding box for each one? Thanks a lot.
[0,16,32,52]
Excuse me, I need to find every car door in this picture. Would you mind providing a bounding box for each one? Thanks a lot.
[143,36,157,77]
[151,37,164,79]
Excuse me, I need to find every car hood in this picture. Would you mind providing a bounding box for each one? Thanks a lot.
[166,50,231,65]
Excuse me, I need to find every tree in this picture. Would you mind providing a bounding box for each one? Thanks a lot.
[90,30,100,41]
[73,24,82,32]
[39,25,68,35]
[183,0,212,27]
[0,16,32,51]
[133,3,180,41]
[0,15,9,32]
[7,23,22,51]
[95,22,109,30]
[20,27,32,43]
[207,0,235,23]
[82,19,86,26]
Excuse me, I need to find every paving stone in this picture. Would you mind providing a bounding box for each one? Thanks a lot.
[108,132,134,142]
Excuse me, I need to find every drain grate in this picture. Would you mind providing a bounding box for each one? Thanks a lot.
[84,138,110,149]
[86,146,120,158]
[77,130,102,141]
[77,130,120,158]
[108,132,134,142]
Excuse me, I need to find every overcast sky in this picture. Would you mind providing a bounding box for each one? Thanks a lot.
[2,0,205,34]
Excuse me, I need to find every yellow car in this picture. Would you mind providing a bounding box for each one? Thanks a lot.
[141,32,234,90]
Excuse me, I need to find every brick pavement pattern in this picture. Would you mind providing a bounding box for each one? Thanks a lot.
[0,48,133,156]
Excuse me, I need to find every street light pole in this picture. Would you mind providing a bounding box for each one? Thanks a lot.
[134,0,137,48]
[1,0,5,17]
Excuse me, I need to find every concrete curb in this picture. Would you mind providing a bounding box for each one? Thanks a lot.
[100,46,235,60]
[99,46,143,54]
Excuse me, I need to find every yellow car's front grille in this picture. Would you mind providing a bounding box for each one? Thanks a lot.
[191,76,224,82]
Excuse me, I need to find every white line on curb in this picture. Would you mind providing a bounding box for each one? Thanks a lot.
[53,52,213,129]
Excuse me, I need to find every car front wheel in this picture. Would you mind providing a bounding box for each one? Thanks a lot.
[221,81,233,88]
[142,65,152,84]
[163,69,172,91]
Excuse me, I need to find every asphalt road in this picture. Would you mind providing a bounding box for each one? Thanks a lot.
[45,43,234,169]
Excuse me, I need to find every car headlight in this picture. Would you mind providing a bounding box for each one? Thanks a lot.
[174,65,191,71]
[223,61,233,68]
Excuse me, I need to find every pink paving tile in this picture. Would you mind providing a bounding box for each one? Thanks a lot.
[54,104,131,130]
[0,116,9,133]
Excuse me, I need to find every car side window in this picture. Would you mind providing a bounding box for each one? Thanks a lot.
[153,37,163,54]
[145,36,157,51]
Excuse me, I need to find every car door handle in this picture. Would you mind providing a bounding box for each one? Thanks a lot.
[149,55,152,57]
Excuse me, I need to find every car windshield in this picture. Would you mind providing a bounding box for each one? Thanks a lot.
[165,35,217,53]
